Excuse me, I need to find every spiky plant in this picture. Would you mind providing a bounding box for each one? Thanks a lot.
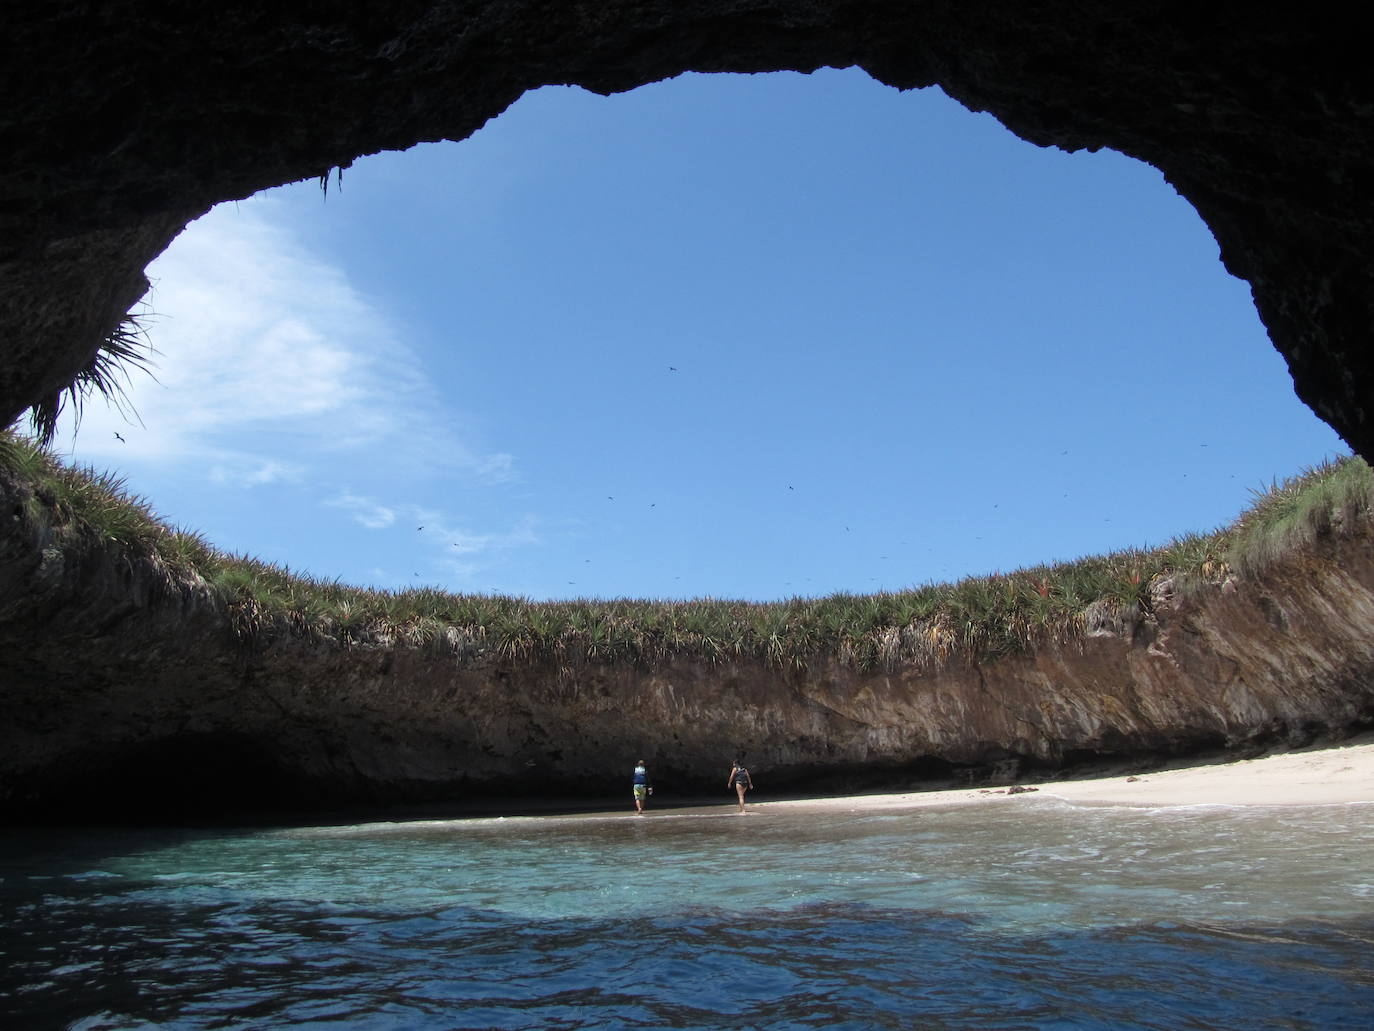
[1224,456,1374,576]
[27,313,157,444]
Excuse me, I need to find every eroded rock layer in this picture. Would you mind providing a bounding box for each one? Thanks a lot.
[4,466,1373,822]
[2,3,1373,457]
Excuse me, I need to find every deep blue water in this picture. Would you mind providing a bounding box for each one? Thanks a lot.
[3,800,1373,1029]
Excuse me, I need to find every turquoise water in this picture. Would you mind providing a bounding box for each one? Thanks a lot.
[3,799,1373,1029]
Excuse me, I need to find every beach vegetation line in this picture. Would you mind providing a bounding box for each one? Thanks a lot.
[1,429,1367,671]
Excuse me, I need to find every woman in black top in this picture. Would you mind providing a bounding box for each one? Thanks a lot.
[727,760,753,813]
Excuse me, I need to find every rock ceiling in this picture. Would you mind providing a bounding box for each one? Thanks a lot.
[3,4,1371,455]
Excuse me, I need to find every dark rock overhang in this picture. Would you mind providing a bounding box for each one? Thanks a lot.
[3,3,1372,458]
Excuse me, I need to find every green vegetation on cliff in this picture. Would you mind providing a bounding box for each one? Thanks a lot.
[2,429,1369,671]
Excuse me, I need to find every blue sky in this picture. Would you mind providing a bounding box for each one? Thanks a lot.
[53,69,1346,601]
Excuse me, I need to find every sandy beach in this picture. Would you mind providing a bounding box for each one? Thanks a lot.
[758,735,1374,813]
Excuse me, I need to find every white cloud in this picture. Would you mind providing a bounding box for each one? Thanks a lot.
[208,458,306,488]
[51,198,516,484]
[324,492,541,587]
[326,491,397,530]
[420,511,541,556]
[433,513,542,584]
[394,502,541,562]
[38,188,542,593]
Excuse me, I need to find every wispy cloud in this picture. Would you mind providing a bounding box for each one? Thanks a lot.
[52,197,516,485]
[432,513,542,585]
[39,192,540,591]
[326,491,398,530]
[324,491,541,586]
[208,458,306,488]
[419,510,541,557]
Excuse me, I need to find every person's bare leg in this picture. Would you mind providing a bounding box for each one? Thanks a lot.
[735,783,746,813]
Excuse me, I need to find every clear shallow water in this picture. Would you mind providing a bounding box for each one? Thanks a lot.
[3,799,1373,1029]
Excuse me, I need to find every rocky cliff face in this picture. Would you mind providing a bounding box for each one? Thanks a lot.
[5,465,1373,823]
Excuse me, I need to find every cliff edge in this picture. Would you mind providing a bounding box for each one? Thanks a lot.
[4,452,1374,823]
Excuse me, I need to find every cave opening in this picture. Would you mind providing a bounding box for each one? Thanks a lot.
[45,69,1346,604]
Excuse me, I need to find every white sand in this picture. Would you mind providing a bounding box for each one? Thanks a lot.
[757,737,1374,813]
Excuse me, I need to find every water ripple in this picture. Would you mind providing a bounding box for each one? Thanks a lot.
[4,803,1374,1028]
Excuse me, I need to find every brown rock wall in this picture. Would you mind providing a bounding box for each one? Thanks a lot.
[4,456,1374,822]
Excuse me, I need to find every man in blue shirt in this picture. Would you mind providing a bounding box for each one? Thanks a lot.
[632,759,653,814]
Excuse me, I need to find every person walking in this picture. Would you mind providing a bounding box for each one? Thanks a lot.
[632,759,653,814]
[727,760,753,813]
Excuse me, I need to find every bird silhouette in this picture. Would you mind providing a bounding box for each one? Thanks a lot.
[417,526,424,531]
[113,431,125,443]
[669,366,677,372]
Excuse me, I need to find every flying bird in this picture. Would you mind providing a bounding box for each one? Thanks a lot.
[113,431,125,443]
[417,526,424,531]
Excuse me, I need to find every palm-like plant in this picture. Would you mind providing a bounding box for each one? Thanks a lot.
[27,314,157,444]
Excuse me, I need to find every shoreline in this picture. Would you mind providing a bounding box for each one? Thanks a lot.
[359,735,1374,829]
[755,735,1374,814]
[57,736,1371,832]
